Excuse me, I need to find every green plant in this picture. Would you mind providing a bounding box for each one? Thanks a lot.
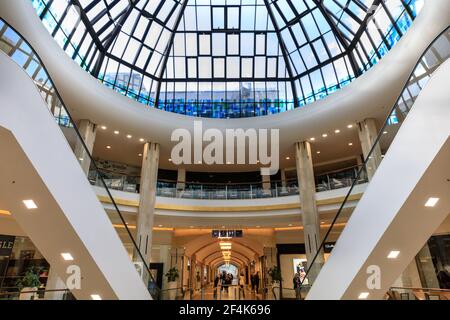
[16,266,42,291]
[165,267,179,282]
[268,266,282,283]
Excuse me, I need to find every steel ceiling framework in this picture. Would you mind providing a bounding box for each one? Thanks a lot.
[31,0,419,118]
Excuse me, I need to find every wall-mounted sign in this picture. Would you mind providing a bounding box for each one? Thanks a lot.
[0,235,15,256]
[212,230,243,238]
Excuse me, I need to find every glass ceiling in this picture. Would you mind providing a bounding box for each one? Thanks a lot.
[31,0,423,118]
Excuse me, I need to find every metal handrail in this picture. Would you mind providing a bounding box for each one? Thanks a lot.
[0,18,160,298]
[300,26,450,287]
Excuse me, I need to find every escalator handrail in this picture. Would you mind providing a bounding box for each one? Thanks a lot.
[300,25,450,286]
[0,18,160,298]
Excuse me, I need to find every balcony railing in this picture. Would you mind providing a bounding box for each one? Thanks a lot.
[88,165,368,200]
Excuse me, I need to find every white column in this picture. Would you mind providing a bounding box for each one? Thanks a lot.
[176,168,186,191]
[357,118,382,180]
[44,267,67,300]
[159,245,171,290]
[295,141,324,283]
[280,168,287,193]
[133,142,159,266]
[262,174,271,194]
[73,119,97,175]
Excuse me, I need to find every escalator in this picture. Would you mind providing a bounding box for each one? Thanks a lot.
[0,20,159,300]
[304,28,450,300]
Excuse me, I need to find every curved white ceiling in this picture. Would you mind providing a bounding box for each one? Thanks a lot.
[1,0,449,172]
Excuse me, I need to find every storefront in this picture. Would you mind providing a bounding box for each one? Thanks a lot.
[277,243,334,299]
[0,235,49,298]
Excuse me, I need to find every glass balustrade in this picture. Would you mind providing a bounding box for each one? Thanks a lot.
[0,19,160,299]
[87,165,368,200]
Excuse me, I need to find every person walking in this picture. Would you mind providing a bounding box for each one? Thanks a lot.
[254,272,260,294]
[250,273,255,292]
[293,271,302,300]
[213,272,220,299]
[239,272,246,299]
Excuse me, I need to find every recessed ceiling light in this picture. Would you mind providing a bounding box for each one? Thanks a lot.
[335,129,340,134]
[114,130,119,135]
[138,154,142,157]
[106,146,111,149]
[322,133,328,138]
[126,134,132,139]
[358,292,369,299]
[90,294,102,300]
[320,221,325,224]
[347,124,353,129]
[316,151,321,154]
[100,126,107,130]
[425,197,439,207]
[387,250,400,259]
[383,131,388,135]
[139,138,144,142]
[348,142,353,146]
[79,158,84,161]
[61,253,74,261]
[169,158,172,162]
[310,137,315,141]
[23,200,37,209]
[286,157,290,160]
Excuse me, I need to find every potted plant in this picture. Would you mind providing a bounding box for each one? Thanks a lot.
[16,267,42,300]
[268,266,282,300]
[165,267,179,300]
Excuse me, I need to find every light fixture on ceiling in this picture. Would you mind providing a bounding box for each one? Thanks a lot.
[114,130,119,135]
[61,253,74,261]
[335,129,340,134]
[158,225,163,227]
[387,250,400,259]
[138,154,142,157]
[310,137,315,141]
[100,126,107,130]
[79,158,84,161]
[288,224,292,227]
[348,142,353,146]
[347,124,353,129]
[322,133,328,138]
[127,134,132,139]
[358,292,369,299]
[316,151,321,154]
[139,138,145,142]
[106,145,111,149]
[22,200,37,209]
[425,197,439,207]
[286,157,290,160]
[90,294,102,300]
[169,158,172,162]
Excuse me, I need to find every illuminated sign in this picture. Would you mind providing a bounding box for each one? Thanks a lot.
[0,235,15,256]
[212,230,243,238]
